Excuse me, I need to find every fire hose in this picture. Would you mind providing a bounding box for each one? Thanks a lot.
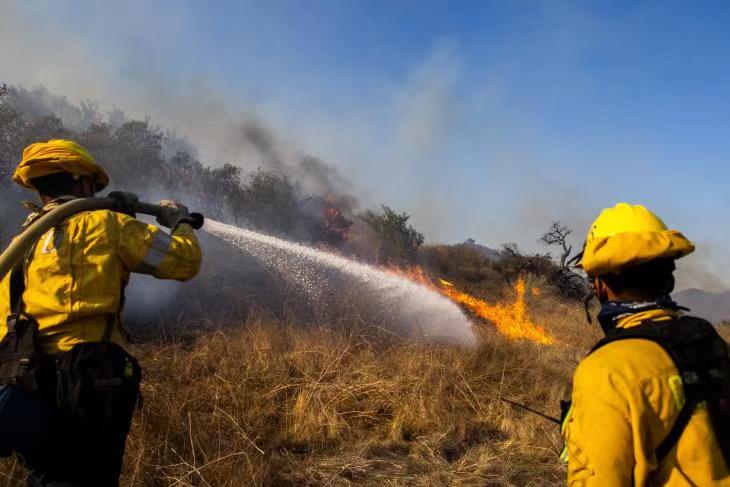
[0,196,204,282]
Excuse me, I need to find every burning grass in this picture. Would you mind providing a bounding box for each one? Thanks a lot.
[388,266,555,345]
[438,279,555,345]
[0,287,595,486]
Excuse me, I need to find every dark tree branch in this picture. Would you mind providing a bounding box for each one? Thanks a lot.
[539,221,573,269]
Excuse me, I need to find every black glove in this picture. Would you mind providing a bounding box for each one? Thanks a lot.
[109,191,139,217]
[157,200,193,230]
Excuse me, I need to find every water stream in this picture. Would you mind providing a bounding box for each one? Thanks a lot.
[203,219,476,345]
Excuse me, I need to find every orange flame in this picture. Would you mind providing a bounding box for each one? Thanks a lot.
[438,278,555,345]
[387,266,555,345]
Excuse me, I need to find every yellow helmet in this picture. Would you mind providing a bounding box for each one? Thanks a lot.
[13,139,110,191]
[577,203,694,277]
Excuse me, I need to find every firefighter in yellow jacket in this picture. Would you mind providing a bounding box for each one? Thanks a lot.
[562,203,730,486]
[0,140,202,486]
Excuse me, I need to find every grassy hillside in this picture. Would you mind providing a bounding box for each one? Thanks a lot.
[0,288,595,486]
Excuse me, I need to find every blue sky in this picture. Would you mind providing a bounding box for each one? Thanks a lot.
[3,0,730,290]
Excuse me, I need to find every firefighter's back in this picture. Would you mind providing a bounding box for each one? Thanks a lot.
[567,332,730,486]
[0,207,201,354]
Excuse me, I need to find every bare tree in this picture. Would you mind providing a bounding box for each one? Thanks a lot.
[536,221,590,298]
[540,221,573,268]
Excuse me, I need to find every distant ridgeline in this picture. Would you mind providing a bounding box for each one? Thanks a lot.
[674,288,730,324]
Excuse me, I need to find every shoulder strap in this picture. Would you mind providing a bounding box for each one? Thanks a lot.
[8,260,26,318]
[655,396,700,462]
[591,317,726,370]
[6,232,44,331]
[589,316,729,464]
[7,243,37,323]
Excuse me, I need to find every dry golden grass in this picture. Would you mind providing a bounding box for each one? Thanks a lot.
[718,322,730,342]
[0,291,602,486]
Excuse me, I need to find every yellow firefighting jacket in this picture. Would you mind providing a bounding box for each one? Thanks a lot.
[562,308,730,486]
[0,205,202,354]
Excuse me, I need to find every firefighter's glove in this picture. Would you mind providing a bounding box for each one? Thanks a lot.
[157,200,193,230]
[109,191,139,217]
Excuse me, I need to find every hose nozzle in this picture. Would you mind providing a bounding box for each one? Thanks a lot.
[109,192,205,229]
[131,201,205,230]
[186,212,205,230]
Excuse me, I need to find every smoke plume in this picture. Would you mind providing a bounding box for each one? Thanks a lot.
[237,121,358,210]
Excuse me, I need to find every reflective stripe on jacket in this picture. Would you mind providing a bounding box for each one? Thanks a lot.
[562,308,730,486]
[0,209,202,354]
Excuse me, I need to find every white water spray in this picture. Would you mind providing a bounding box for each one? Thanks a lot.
[203,219,476,345]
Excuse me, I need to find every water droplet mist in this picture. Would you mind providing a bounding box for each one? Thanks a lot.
[203,219,476,345]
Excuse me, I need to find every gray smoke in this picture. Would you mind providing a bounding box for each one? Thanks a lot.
[675,244,729,293]
[238,121,358,210]
[6,86,101,133]
[1,2,360,212]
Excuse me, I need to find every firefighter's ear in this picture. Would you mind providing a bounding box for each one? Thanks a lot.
[593,277,611,303]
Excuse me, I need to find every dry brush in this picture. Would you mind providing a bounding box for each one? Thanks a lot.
[1,291,596,486]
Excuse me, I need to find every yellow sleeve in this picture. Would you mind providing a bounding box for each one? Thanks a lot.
[563,358,635,486]
[116,214,202,281]
[0,272,9,341]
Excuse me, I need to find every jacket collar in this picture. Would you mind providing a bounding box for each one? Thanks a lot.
[616,307,681,330]
[21,196,78,228]
[597,295,686,335]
